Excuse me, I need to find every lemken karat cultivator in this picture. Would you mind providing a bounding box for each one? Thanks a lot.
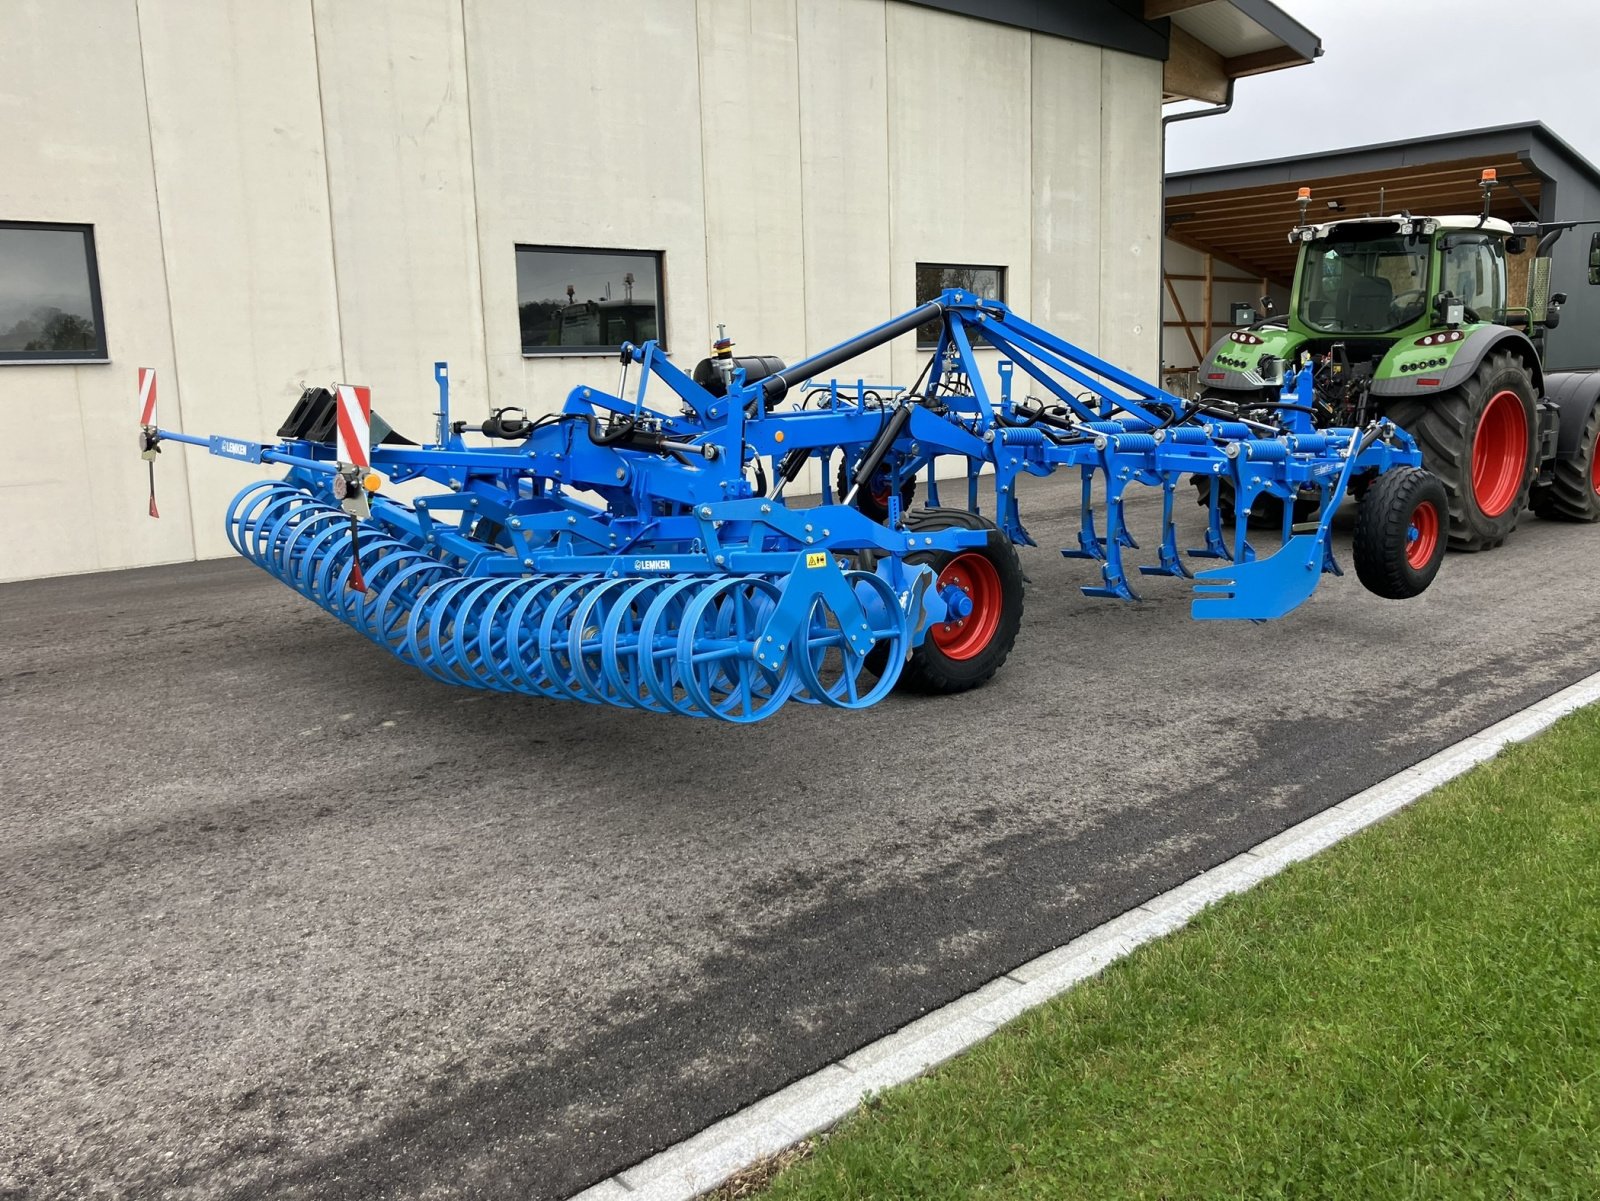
[138,290,1448,722]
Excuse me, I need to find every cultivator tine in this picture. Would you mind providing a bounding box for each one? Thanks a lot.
[1139,475,1191,579]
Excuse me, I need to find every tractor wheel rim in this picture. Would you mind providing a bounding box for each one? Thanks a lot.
[1406,500,1440,569]
[1592,436,1600,498]
[870,474,892,508]
[930,552,1002,661]
[1470,389,1528,518]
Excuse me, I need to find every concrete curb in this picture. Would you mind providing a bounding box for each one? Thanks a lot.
[571,669,1600,1201]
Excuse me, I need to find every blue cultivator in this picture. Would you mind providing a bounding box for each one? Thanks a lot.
[139,290,1447,721]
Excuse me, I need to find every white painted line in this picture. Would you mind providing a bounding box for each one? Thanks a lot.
[569,668,1600,1201]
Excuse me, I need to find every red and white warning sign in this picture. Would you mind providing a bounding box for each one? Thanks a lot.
[138,367,157,425]
[335,384,371,468]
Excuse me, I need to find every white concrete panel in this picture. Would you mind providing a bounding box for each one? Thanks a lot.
[0,0,196,580]
[462,0,710,416]
[884,2,1030,408]
[1096,48,1162,382]
[1030,34,1103,355]
[313,0,488,440]
[697,0,806,355]
[139,0,344,561]
[787,0,897,495]
[796,0,892,376]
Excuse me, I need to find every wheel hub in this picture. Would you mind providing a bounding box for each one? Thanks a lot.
[930,552,1001,661]
[1470,389,1528,518]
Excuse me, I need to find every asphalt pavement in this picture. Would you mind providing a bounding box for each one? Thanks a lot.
[4,472,1598,1200]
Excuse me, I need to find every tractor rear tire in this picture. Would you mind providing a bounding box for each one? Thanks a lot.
[1352,467,1449,599]
[890,508,1024,695]
[1530,400,1600,523]
[837,455,916,525]
[1384,350,1538,551]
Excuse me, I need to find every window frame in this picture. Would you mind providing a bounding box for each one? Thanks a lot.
[515,244,667,358]
[0,221,109,365]
[915,262,1006,349]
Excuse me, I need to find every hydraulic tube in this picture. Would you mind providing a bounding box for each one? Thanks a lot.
[761,301,944,405]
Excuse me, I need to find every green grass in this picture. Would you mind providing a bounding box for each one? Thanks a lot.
[760,706,1600,1201]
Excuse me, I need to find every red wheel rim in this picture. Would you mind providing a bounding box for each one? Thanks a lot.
[930,552,1001,661]
[870,476,892,508]
[1406,500,1440,569]
[1470,390,1528,518]
[1591,434,1600,498]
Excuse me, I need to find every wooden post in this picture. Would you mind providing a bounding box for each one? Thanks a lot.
[1163,272,1203,365]
[1201,253,1214,351]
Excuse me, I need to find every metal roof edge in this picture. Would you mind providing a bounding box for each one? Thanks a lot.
[1224,0,1322,64]
[1168,122,1600,193]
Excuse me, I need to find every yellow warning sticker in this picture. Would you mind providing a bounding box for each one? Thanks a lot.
[806,551,828,569]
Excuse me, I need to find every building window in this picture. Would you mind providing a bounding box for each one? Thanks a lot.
[916,263,1005,348]
[517,246,664,355]
[0,222,108,363]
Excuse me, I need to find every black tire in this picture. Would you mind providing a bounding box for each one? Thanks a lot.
[1192,478,1319,530]
[1530,400,1600,522]
[1352,467,1449,599]
[1384,350,1539,551]
[885,508,1024,694]
[837,454,916,524]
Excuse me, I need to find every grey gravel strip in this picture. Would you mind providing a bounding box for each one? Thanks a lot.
[571,669,1600,1201]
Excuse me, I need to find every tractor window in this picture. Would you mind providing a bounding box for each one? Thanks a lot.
[1299,232,1429,334]
[1441,233,1506,324]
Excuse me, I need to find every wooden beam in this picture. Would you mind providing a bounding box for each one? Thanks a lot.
[1201,253,1214,352]
[1164,272,1260,284]
[1165,228,1288,288]
[1163,272,1204,364]
[1144,0,1215,18]
[1163,24,1229,104]
[1224,46,1312,78]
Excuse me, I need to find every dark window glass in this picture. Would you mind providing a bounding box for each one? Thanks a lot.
[0,222,107,362]
[916,263,1005,347]
[516,246,664,354]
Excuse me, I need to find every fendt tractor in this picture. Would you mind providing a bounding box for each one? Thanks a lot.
[1194,169,1600,549]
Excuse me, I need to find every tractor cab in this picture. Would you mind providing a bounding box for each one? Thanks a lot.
[1290,214,1513,339]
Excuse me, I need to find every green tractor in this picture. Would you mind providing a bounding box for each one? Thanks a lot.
[1194,175,1600,549]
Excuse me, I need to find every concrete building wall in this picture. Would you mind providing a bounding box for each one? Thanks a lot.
[0,0,1164,582]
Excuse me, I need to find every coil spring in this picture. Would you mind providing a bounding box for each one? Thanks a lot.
[224,481,910,722]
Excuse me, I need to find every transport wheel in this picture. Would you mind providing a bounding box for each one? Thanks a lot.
[893,508,1024,694]
[837,454,915,524]
[1530,400,1600,522]
[1352,467,1449,599]
[1385,351,1538,551]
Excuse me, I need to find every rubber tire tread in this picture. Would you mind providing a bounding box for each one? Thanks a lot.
[1383,350,1538,551]
[1352,467,1449,600]
[1530,399,1600,522]
[894,508,1024,695]
[837,455,916,525]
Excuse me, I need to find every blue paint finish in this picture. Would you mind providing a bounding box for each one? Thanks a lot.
[157,291,1432,721]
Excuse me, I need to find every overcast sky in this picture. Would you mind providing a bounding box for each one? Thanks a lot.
[1166,0,1600,175]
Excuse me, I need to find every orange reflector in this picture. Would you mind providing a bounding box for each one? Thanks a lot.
[1418,378,1442,387]
[774,430,785,443]
[363,472,381,492]
[1481,167,1498,182]
[1296,187,1312,200]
